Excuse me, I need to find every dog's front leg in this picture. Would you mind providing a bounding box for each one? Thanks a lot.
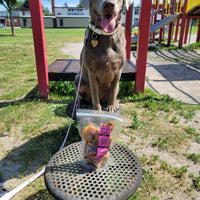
[107,70,122,112]
[88,71,101,111]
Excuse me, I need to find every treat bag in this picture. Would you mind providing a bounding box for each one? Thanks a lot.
[76,109,124,168]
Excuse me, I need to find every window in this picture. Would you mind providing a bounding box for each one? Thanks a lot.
[60,19,63,27]
[57,12,61,16]
[67,9,72,15]
[134,9,139,15]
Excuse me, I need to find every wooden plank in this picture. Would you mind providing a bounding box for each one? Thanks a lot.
[48,59,136,81]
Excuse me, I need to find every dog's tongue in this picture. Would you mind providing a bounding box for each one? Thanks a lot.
[101,16,116,33]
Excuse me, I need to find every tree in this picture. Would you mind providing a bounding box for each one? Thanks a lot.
[43,6,52,16]
[63,2,68,7]
[13,0,24,10]
[77,3,83,8]
[0,0,17,36]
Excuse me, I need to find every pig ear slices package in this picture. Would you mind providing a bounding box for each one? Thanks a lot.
[76,109,124,168]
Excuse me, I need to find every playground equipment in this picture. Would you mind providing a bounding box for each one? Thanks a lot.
[134,0,200,47]
[29,0,152,99]
[178,0,200,47]
[29,0,200,99]
[132,13,180,43]
[132,9,161,28]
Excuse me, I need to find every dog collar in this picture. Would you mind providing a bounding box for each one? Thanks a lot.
[89,22,118,36]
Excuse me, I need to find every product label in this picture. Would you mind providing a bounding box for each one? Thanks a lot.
[95,125,111,161]
[100,126,111,136]
[96,148,108,161]
[98,135,110,147]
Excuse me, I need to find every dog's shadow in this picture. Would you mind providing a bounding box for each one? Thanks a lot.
[54,105,69,118]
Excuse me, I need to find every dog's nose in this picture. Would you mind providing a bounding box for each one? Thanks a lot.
[103,1,115,11]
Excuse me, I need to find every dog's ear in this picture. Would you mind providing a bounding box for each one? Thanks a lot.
[125,0,134,10]
[80,0,89,10]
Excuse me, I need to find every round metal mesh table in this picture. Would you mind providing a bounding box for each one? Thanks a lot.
[44,142,143,200]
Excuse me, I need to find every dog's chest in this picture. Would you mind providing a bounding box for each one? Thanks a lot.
[88,48,124,85]
[85,31,126,86]
[96,61,120,87]
[86,41,124,67]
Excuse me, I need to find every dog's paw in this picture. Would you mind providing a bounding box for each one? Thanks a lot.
[106,102,119,112]
[93,104,102,111]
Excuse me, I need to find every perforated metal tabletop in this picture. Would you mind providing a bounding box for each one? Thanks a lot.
[45,142,143,200]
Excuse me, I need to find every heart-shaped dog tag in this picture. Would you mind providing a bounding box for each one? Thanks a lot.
[91,40,98,48]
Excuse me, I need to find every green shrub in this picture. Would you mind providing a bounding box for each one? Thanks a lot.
[118,81,135,98]
[50,81,75,98]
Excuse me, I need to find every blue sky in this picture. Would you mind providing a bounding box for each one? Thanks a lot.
[0,0,140,12]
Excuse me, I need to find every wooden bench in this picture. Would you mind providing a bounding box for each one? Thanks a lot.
[48,59,136,81]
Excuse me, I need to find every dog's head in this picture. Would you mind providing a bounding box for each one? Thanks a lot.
[80,0,134,33]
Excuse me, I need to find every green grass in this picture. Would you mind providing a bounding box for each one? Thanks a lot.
[0,28,200,200]
[186,153,200,163]
[0,28,85,101]
[189,172,200,191]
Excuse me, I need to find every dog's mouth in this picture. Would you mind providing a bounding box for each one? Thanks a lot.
[97,13,119,33]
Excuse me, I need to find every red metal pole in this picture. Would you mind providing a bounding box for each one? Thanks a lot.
[167,0,175,46]
[152,0,159,42]
[162,23,165,40]
[167,22,173,46]
[29,0,49,98]
[159,14,165,43]
[178,16,186,48]
[125,5,132,60]
[172,22,175,40]
[178,0,188,48]
[196,19,200,42]
[184,19,190,44]
[135,0,152,94]
[174,0,182,42]
[174,18,180,42]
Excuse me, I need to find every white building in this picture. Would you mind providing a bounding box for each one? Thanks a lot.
[54,7,140,26]
[55,7,89,17]
[0,7,141,28]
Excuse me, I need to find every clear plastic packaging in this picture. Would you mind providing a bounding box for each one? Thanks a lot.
[76,109,124,168]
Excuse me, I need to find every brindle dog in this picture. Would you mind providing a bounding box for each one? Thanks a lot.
[74,0,133,112]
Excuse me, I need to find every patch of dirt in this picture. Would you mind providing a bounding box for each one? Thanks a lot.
[60,42,83,59]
